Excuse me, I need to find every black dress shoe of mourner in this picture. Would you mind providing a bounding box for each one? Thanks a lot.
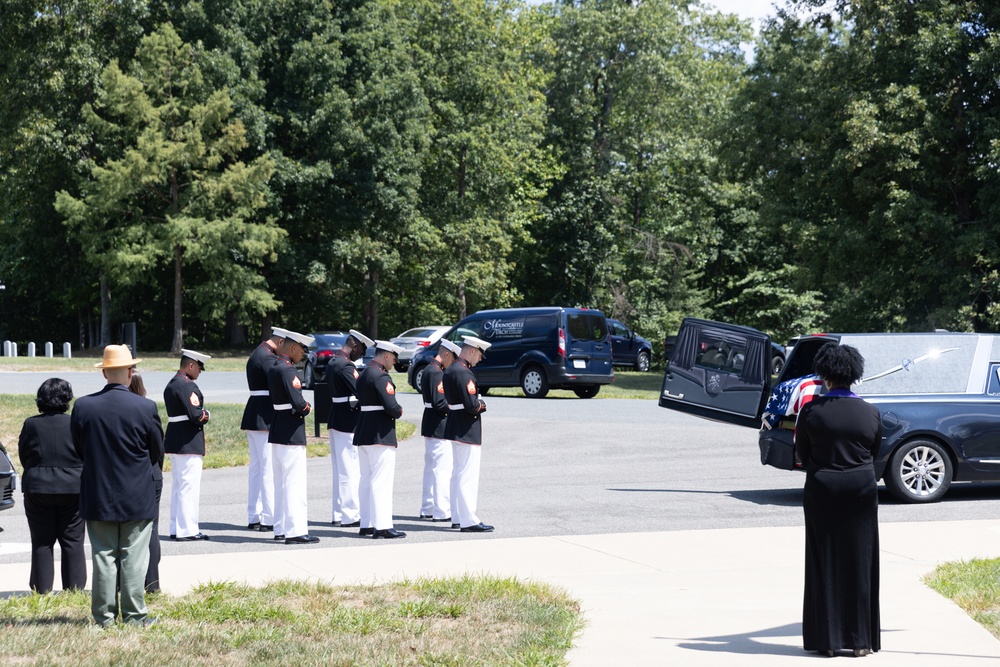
[359,527,375,536]
[284,535,320,545]
[273,534,286,540]
[175,533,210,541]
[373,528,406,539]
[431,517,452,522]
[340,521,361,528]
[459,523,494,533]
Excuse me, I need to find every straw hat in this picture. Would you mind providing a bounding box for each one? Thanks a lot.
[95,344,142,369]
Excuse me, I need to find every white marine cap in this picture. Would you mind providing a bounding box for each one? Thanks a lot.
[374,340,404,356]
[462,335,492,352]
[348,329,375,349]
[270,326,289,339]
[439,339,462,357]
[283,329,315,348]
[181,349,212,368]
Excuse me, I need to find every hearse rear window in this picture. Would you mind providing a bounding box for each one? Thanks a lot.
[695,333,747,375]
[842,334,981,395]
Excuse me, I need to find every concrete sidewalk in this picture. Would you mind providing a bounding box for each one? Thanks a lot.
[2,520,999,665]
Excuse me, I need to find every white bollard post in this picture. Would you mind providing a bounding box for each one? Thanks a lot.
[45,342,53,358]
[27,342,36,357]
[10,342,17,357]
[63,342,72,359]
[2,341,9,357]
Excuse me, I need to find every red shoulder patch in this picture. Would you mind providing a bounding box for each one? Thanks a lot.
[292,376,302,389]
[353,369,359,379]
[189,392,200,407]
[467,379,476,394]
[437,381,444,394]
[386,381,395,395]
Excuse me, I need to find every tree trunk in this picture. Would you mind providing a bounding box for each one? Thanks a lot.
[363,268,380,338]
[457,281,467,320]
[99,275,112,347]
[226,311,246,346]
[170,244,183,353]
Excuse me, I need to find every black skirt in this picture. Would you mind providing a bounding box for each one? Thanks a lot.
[802,466,880,653]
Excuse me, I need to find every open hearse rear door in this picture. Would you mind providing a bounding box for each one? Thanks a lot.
[658,318,772,429]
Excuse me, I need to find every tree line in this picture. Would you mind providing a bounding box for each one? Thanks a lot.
[1,0,997,355]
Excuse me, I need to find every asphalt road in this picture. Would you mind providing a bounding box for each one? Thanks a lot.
[3,370,1000,563]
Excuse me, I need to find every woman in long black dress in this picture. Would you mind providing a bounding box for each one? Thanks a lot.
[794,343,882,657]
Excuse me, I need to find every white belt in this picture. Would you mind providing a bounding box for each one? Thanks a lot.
[331,396,352,403]
[273,403,292,411]
[249,390,269,396]
[360,405,383,412]
[424,403,434,409]
[167,415,188,423]
[448,404,465,411]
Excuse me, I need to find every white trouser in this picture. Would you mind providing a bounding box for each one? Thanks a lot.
[451,442,482,528]
[169,454,203,538]
[328,429,361,524]
[358,445,396,530]
[245,430,274,525]
[271,443,308,538]
[421,437,453,520]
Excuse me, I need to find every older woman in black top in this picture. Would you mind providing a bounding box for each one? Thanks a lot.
[17,378,87,593]
[795,343,882,658]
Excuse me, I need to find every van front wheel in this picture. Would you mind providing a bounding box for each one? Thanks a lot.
[520,366,550,398]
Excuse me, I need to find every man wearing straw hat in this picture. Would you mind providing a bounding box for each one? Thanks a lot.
[267,329,318,544]
[241,327,286,532]
[326,329,374,528]
[443,336,494,533]
[72,344,163,627]
[419,338,462,523]
[355,340,405,538]
[164,349,212,542]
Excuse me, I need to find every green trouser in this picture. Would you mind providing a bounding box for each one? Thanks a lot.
[86,519,152,627]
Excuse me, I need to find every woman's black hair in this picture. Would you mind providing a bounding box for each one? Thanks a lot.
[36,377,73,414]
[813,343,865,388]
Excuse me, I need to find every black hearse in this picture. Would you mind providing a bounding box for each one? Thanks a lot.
[659,317,1000,503]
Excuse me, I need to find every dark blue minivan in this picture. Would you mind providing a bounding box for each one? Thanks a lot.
[407,307,615,398]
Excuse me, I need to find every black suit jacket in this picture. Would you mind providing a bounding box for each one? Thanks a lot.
[72,383,164,522]
[794,394,882,473]
[18,412,83,495]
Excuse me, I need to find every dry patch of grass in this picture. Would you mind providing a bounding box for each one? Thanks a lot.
[0,576,583,666]
[926,558,1000,639]
[0,396,414,473]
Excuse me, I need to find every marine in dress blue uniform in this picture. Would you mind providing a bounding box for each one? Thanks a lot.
[354,341,405,538]
[241,327,285,531]
[419,338,461,522]
[326,329,374,527]
[267,329,317,544]
[443,336,493,533]
[164,350,211,541]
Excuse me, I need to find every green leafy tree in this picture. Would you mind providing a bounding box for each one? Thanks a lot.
[56,23,281,352]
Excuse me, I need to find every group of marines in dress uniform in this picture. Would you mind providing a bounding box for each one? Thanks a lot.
[231,326,495,543]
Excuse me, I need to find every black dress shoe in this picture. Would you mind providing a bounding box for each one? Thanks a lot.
[284,535,319,545]
[359,527,375,536]
[431,517,452,523]
[450,523,460,529]
[331,520,342,526]
[419,514,433,520]
[169,535,177,540]
[248,522,261,530]
[373,528,407,539]
[259,524,274,532]
[459,523,494,533]
[273,534,286,540]
[339,521,361,528]
[175,533,210,541]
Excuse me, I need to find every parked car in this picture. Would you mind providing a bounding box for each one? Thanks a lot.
[389,326,450,372]
[0,441,16,512]
[303,331,350,388]
[608,319,652,371]
[658,317,1000,504]
[407,307,615,398]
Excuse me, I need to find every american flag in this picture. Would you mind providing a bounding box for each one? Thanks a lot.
[761,374,823,430]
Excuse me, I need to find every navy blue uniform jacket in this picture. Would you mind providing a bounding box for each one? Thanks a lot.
[420,359,448,438]
[268,354,311,445]
[443,359,486,445]
[326,350,361,432]
[164,371,210,456]
[354,361,403,447]
[72,384,164,522]
[241,341,277,431]
[18,412,82,495]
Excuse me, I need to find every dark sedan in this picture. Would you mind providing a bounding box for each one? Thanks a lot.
[303,331,349,389]
[659,317,1000,503]
[0,442,16,512]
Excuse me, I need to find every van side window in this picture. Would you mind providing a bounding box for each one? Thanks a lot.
[589,314,608,340]
[567,313,591,341]
[451,320,483,342]
[523,314,555,339]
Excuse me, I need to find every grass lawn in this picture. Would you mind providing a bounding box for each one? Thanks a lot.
[0,576,584,666]
[0,396,415,474]
[926,558,1000,639]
